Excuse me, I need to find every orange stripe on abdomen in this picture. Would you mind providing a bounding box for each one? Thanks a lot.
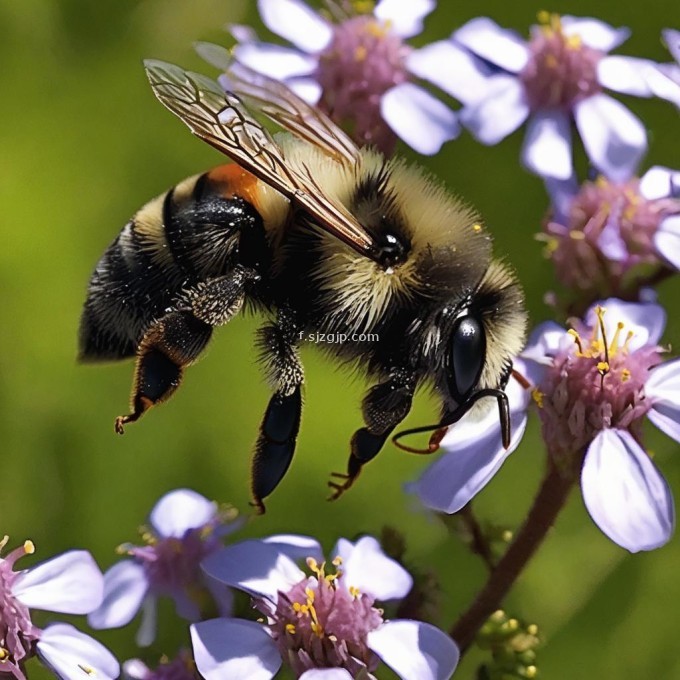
[206,163,261,209]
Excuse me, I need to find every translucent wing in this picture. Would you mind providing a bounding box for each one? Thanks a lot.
[144,59,376,258]
[195,42,361,166]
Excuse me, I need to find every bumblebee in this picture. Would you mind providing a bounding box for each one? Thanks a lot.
[79,58,527,512]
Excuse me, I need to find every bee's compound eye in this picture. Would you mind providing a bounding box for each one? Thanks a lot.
[448,315,486,400]
[374,232,408,268]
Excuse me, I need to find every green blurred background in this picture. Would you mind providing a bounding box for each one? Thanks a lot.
[1,0,679,678]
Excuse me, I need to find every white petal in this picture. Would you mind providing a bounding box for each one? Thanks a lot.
[561,16,630,52]
[597,56,655,97]
[574,94,647,182]
[583,298,666,349]
[380,83,459,155]
[644,64,680,108]
[407,41,493,105]
[663,29,680,65]
[150,488,216,538]
[201,541,304,601]
[226,23,259,43]
[413,378,529,514]
[519,321,572,385]
[654,215,680,269]
[232,42,317,80]
[261,534,323,563]
[13,551,103,615]
[123,659,149,680]
[646,358,680,443]
[581,429,675,552]
[37,624,120,680]
[257,0,332,53]
[191,619,281,680]
[87,560,148,629]
[368,620,460,680]
[639,166,679,200]
[545,174,579,223]
[330,536,412,601]
[300,670,354,680]
[454,17,529,73]
[374,0,434,38]
[521,110,572,180]
[135,596,158,647]
[460,75,529,145]
[287,77,322,104]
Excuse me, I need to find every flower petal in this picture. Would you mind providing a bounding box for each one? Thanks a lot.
[574,93,647,182]
[300,670,353,680]
[37,623,120,680]
[202,541,304,601]
[123,659,149,680]
[232,42,317,80]
[261,534,323,563]
[597,56,655,97]
[191,619,281,680]
[454,17,529,73]
[639,166,679,200]
[374,0,434,38]
[13,551,103,615]
[545,175,579,224]
[380,83,459,155]
[521,110,572,179]
[581,429,675,552]
[654,215,680,269]
[583,298,666,349]
[87,560,149,629]
[330,536,412,601]
[663,29,680,65]
[257,0,332,53]
[412,378,529,514]
[561,16,630,52]
[286,78,322,104]
[135,595,158,647]
[646,358,680,443]
[460,75,529,145]
[150,488,217,538]
[368,620,460,680]
[407,40,493,105]
[644,63,680,108]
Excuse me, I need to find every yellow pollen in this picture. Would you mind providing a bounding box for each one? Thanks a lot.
[544,54,558,68]
[527,624,539,635]
[595,175,609,188]
[365,19,388,38]
[354,45,368,62]
[537,10,551,24]
[597,361,610,375]
[621,368,631,382]
[305,587,315,603]
[285,623,296,634]
[473,223,482,233]
[531,388,544,408]
[623,330,634,352]
[569,230,586,240]
[311,621,324,637]
[349,585,360,598]
[78,664,96,676]
[293,602,303,613]
[566,34,582,49]
[23,540,35,554]
[332,556,343,566]
[0,647,9,661]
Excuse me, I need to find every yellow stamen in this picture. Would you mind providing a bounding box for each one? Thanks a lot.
[332,556,343,566]
[597,361,610,374]
[305,587,315,603]
[532,388,544,408]
[566,34,582,49]
[610,321,625,355]
[0,536,9,551]
[568,329,584,355]
[285,623,296,634]
[349,585,360,598]
[78,664,95,676]
[23,540,35,555]
[0,647,9,661]
[569,230,586,240]
[354,45,368,62]
[621,368,631,382]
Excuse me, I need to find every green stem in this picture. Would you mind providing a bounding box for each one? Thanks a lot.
[449,462,575,653]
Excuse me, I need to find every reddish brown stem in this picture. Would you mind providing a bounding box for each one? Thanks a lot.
[450,462,575,653]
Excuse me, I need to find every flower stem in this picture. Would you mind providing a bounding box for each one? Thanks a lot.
[449,462,575,653]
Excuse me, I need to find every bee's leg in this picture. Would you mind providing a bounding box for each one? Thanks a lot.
[328,370,417,501]
[115,266,257,433]
[251,311,304,514]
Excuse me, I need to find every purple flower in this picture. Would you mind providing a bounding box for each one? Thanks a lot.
[209,0,485,155]
[413,299,679,553]
[88,488,240,646]
[191,535,459,679]
[543,166,680,300]
[645,29,680,108]
[0,537,118,680]
[448,13,660,180]
[123,650,198,680]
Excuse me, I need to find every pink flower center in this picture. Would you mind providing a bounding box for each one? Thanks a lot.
[544,176,680,294]
[534,306,661,461]
[316,14,410,153]
[520,13,602,110]
[0,539,41,680]
[260,557,383,677]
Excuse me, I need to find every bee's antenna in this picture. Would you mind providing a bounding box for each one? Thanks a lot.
[392,388,510,453]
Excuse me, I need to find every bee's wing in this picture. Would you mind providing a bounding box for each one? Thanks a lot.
[196,42,361,167]
[144,59,377,259]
